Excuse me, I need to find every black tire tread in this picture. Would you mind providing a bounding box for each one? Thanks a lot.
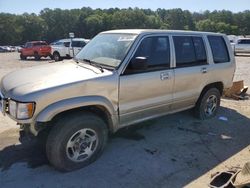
[194,88,221,120]
[46,112,108,172]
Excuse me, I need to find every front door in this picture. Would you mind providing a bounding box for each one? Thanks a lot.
[119,35,174,126]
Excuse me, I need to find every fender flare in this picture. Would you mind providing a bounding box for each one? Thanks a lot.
[35,96,117,123]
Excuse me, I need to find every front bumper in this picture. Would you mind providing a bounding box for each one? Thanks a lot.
[0,90,40,136]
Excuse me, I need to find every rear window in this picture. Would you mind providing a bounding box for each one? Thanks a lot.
[208,36,230,63]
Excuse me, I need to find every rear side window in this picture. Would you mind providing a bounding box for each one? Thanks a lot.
[208,36,230,63]
[238,39,250,44]
[173,36,207,68]
[72,41,86,47]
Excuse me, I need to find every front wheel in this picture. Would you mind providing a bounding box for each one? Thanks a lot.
[46,113,108,172]
[195,88,221,120]
[20,53,26,60]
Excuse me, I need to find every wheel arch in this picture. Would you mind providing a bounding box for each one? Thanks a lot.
[53,51,60,56]
[35,96,118,133]
[196,82,224,104]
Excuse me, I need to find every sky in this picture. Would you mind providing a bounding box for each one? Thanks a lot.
[0,0,249,14]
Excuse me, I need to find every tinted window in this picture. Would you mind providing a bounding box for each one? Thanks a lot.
[64,42,70,47]
[72,41,86,47]
[25,42,32,48]
[125,36,170,74]
[52,41,64,46]
[173,36,207,67]
[238,39,250,44]
[208,36,230,63]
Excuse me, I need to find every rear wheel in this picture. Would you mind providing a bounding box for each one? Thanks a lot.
[195,88,221,120]
[46,112,108,172]
[53,52,61,61]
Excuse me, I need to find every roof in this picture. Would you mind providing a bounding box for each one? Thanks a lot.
[102,29,225,36]
[57,38,89,42]
[27,41,47,43]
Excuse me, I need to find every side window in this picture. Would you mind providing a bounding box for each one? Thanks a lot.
[208,36,230,63]
[72,41,86,47]
[173,36,207,68]
[193,37,207,63]
[238,40,243,44]
[25,42,32,48]
[124,36,170,74]
[64,42,70,47]
[71,41,79,47]
[239,39,250,44]
[79,41,86,47]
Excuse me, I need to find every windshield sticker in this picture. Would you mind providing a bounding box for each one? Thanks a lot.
[117,36,136,42]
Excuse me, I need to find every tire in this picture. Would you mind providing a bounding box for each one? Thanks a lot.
[53,52,61,61]
[46,112,108,172]
[20,53,26,60]
[194,88,221,120]
[49,54,53,60]
[34,52,40,60]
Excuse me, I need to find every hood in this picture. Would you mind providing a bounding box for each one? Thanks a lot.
[1,60,112,98]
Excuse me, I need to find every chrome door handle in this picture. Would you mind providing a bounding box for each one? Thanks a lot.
[160,72,170,80]
[201,67,207,74]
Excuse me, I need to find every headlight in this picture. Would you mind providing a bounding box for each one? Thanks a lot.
[8,100,35,119]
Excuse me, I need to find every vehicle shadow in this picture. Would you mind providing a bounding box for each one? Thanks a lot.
[110,106,250,187]
[0,133,48,171]
[0,105,250,187]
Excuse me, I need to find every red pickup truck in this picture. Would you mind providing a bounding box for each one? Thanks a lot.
[20,41,52,60]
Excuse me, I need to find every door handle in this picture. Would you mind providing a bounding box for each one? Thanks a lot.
[201,67,207,74]
[160,72,170,80]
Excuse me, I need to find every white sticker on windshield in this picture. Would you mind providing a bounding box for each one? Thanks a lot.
[118,36,136,42]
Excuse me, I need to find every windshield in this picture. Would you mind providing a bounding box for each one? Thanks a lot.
[75,33,137,68]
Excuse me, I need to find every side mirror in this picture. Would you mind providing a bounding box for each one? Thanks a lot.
[131,57,148,70]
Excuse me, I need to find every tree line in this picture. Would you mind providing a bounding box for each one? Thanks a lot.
[0,7,250,45]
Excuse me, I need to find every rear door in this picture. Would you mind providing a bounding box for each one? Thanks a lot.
[172,35,209,110]
[119,35,174,126]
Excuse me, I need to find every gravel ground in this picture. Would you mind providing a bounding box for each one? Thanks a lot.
[0,52,250,188]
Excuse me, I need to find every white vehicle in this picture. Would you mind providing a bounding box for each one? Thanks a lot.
[232,38,250,55]
[51,38,90,61]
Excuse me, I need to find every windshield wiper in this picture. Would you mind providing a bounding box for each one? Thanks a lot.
[82,58,104,73]
[73,58,101,74]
